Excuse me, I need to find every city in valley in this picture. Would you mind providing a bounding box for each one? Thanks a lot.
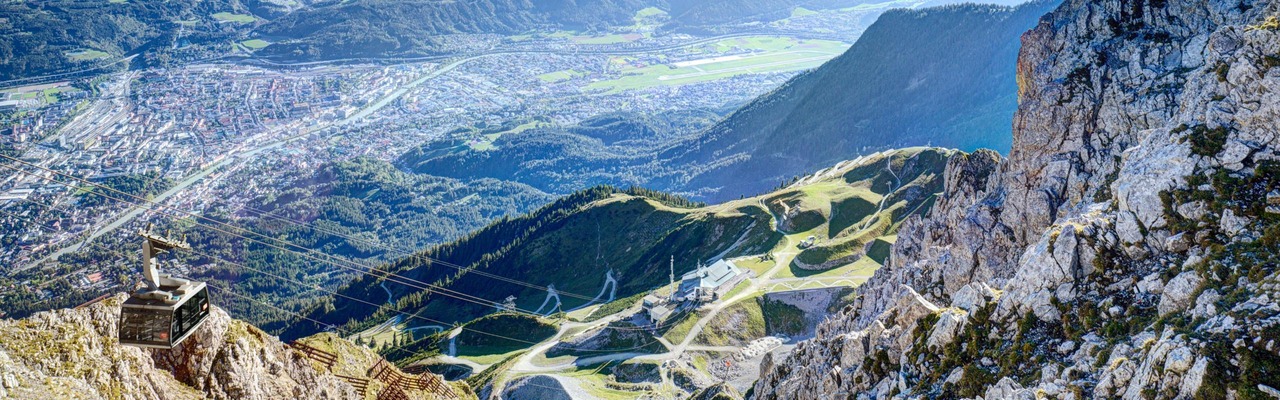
[0,4,880,322]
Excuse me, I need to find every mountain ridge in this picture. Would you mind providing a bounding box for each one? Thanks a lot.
[287,148,955,365]
[751,0,1280,397]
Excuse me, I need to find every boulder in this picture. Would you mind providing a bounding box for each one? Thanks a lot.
[1220,208,1249,237]
[892,285,940,328]
[1178,357,1209,398]
[1191,289,1221,319]
[951,283,990,313]
[926,309,968,350]
[984,377,1035,400]
[1159,271,1205,316]
[1164,347,1194,373]
[1176,201,1208,221]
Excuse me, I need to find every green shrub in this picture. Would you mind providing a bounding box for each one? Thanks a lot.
[956,364,997,398]
[1263,55,1280,70]
[1177,124,1230,157]
[1094,346,1113,369]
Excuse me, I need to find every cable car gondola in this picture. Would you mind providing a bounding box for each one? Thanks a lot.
[118,225,210,349]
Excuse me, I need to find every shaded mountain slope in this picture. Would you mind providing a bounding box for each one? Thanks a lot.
[398,110,724,195]
[664,0,1059,201]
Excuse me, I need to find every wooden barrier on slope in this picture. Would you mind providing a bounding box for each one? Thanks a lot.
[376,385,409,400]
[290,341,455,398]
[400,364,430,375]
[334,374,370,397]
[369,359,455,398]
[290,341,338,370]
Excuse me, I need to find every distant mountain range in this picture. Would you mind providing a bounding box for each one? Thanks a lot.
[254,0,657,60]
[0,0,876,81]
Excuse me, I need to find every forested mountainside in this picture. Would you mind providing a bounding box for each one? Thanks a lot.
[752,0,1280,398]
[0,0,260,81]
[284,148,954,346]
[398,110,726,195]
[665,0,1059,202]
[182,157,552,334]
[254,0,655,60]
[281,185,773,340]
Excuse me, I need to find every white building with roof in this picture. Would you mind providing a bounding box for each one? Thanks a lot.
[674,259,749,303]
[642,293,674,324]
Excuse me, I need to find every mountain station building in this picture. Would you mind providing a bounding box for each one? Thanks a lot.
[673,259,749,303]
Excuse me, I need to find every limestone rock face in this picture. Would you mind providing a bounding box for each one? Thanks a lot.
[0,294,357,400]
[751,0,1280,398]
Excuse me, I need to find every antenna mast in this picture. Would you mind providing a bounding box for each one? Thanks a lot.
[669,255,674,288]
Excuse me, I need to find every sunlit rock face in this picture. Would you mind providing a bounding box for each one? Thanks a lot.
[753,0,1280,398]
[0,294,355,400]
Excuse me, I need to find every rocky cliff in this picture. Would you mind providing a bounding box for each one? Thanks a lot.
[0,294,412,399]
[753,0,1280,398]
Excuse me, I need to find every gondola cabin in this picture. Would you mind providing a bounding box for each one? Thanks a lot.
[118,225,212,349]
[119,282,210,348]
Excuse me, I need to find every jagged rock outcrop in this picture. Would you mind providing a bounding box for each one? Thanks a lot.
[546,322,665,357]
[498,375,574,400]
[753,0,1280,398]
[687,382,745,400]
[0,294,354,399]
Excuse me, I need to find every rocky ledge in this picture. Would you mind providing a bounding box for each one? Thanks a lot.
[0,294,354,399]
